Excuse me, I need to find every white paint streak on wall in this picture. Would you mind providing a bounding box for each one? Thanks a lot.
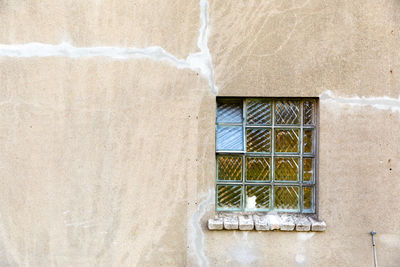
[295,232,314,266]
[297,232,315,242]
[0,213,21,265]
[0,42,190,66]
[231,232,259,265]
[320,90,400,113]
[378,234,400,248]
[187,0,218,94]
[0,0,218,94]
[188,188,213,267]
[295,254,305,264]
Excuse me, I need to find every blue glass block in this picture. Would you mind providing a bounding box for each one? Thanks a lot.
[217,101,243,123]
[216,126,243,151]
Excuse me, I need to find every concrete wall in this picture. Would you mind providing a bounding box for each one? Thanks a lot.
[0,0,399,266]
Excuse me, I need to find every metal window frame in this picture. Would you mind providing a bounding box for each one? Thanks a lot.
[216,97,318,214]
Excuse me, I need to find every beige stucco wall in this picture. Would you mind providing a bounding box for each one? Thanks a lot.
[0,0,399,266]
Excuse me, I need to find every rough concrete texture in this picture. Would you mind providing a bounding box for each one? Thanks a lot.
[309,217,327,232]
[210,0,400,98]
[266,214,282,231]
[238,215,254,231]
[0,0,400,266]
[0,0,199,58]
[223,216,239,230]
[280,215,296,231]
[253,215,270,231]
[213,214,321,232]
[208,218,223,230]
[296,217,312,232]
[0,58,212,266]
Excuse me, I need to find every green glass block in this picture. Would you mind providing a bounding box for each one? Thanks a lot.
[303,100,315,125]
[246,128,271,152]
[303,129,313,154]
[303,158,313,182]
[275,129,299,153]
[274,157,299,181]
[246,185,271,210]
[246,99,272,125]
[246,157,271,181]
[275,100,300,125]
[274,186,299,211]
[217,155,242,181]
[217,185,242,210]
[303,187,314,211]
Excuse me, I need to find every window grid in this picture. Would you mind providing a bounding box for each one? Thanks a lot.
[216,98,317,213]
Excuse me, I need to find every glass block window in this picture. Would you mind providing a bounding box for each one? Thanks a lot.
[215,98,317,213]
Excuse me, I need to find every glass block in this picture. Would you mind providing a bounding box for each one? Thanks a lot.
[274,157,299,181]
[275,129,299,153]
[303,158,314,182]
[217,155,242,181]
[246,185,271,210]
[217,101,243,123]
[246,157,271,181]
[246,128,271,152]
[303,100,315,125]
[246,99,272,125]
[274,186,299,211]
[217,185,242,210]
[303,129,313,154]
[275,100,300,125]
[303,186,314,211]
[216,126,243,151]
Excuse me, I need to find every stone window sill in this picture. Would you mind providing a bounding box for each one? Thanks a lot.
[208,214,326,232]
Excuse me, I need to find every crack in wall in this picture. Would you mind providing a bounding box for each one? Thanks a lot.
[0,42,190,66]
[0,1,217,263]
[320,90,400,113]
[186,0,218,94]
[188,188,214,267]
[0,0,218,94]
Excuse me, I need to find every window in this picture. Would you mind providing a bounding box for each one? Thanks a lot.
[215,98,317,213]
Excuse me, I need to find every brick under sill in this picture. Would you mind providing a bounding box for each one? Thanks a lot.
[208,214,326,232]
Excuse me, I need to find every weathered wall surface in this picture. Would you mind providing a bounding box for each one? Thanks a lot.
[0,0,399,266]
